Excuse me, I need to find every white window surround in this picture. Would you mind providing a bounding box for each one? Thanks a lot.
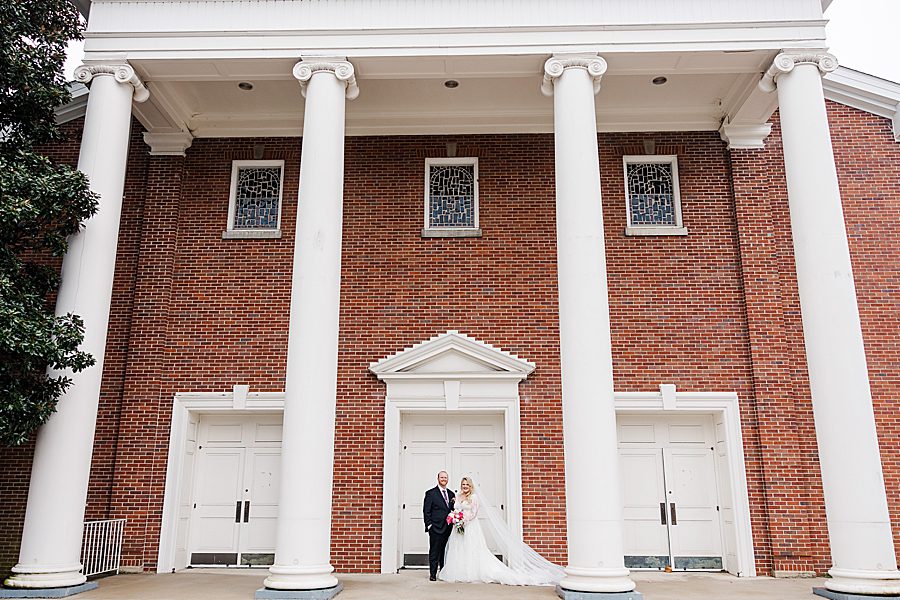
[616,385,756,577]
[156,387,285,574]
[223,159,285,240]
[422,157,481,238]
[622,155,688,237]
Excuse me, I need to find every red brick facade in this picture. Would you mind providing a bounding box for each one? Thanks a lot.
[1,101,898,577]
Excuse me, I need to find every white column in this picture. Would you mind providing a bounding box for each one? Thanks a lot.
[761,51,900,596]
[4,65,147,590]
[541,55,637,595]
[263,58,357,593]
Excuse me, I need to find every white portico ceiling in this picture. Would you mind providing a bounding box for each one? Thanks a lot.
[126,50,782,137]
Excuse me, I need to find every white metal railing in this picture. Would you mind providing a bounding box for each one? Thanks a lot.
[80,519,126,577]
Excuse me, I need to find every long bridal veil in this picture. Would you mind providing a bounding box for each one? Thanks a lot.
[469,479,566,585]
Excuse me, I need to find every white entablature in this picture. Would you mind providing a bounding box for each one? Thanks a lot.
[72,0,839,139]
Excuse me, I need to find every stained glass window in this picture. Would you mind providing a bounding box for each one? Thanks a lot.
[427,162,477,228]
[231,164,282,230]
[624,158,681,227]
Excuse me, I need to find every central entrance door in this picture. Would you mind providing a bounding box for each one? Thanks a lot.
[618,414,725,571]
[188,414,282,567]
[399,413,506,567]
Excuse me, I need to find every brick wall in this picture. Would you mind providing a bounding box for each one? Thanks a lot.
[1,100,898,578]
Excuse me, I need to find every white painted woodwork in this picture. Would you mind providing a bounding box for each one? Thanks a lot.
[78,0,832,139]
[187,415,282,567]
[158,391,285,574]
[545,54,635,595]
[620,449,671,562]
[371,331,533,574]
[616,389,755,577]
[400,414,505,563]
[87,0,826,35]
[173,414,200,569]
[618,416,724,572]
[5,66,145,590]
[192,447,245,559]
[770,52,900,595]
[264,58,352,592]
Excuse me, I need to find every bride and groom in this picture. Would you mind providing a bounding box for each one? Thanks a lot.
[422,470,565,585]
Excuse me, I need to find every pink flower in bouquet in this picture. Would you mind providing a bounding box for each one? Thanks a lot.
[447,510,465,534]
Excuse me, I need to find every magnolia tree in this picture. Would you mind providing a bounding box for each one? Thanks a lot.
[0,0,98,446]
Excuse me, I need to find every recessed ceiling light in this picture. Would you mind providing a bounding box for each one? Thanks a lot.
[652,76,668,85]
[444,80,460,89]
[238,81,254,91]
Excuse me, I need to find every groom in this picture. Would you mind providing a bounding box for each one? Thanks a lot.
[423,470,455,581]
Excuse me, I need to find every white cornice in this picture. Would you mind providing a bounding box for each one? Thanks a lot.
[823,67,900,142]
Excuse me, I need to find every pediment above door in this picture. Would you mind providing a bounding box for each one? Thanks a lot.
[369,330,535,381]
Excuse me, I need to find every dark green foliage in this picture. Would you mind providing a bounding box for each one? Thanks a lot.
[0,0,98,446]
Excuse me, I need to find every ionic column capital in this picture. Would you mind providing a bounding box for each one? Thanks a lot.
[758,51,838,93]
[73,64,150,103]
[292,57,359,100]
[541,54,608,97]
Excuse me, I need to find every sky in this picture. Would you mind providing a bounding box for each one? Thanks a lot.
[63,0,900,83]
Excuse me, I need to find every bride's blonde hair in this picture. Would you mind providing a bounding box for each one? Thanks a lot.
[460,476,476,499]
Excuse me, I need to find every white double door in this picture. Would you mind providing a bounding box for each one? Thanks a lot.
[189,414,282,567]
[618,415,724,571]
[399,413,506,567]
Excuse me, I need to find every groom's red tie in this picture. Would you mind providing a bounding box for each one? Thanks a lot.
[441,488,448,507]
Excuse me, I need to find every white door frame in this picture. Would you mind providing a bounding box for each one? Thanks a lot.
[615,385,757,577]
[370,331,535,574]
[156,386,284,573]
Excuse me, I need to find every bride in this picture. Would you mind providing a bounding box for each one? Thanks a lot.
[438,476,565,586]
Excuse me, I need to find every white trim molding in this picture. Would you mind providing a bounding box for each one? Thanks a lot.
[718,119,774,150]
[615,386,757,578]
[824,67,900,143]
[156,388,285,574]
[370,331,534,573]
[142,131,194,156]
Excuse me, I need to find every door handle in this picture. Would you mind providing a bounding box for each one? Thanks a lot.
[243,500,250,523]
[235,501,242,523]
[659,502,667,525]
[670,502,677,526]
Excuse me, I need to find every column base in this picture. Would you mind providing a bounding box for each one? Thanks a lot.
[256,583,342,600]
[815,587,900,600]
[0,583,98,598]
[556,586,643,600]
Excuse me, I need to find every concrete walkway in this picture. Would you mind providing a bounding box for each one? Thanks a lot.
[77,569,828,600]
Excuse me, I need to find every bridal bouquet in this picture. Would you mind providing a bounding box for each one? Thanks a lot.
[446,510,465,534]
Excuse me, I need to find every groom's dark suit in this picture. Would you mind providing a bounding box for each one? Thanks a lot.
[423,485,455,579]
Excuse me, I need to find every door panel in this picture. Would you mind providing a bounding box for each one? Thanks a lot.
[241,449,281,558]
[620,449,671,569]
[191,447,245,564]
[451,447,504,554]
[665,448,723,569]
[402,449,450,561]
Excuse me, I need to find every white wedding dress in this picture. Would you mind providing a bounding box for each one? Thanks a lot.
[438,493,565,586]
